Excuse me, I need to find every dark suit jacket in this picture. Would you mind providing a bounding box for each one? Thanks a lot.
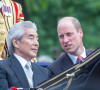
[47,49,100,90]
[0,55,51,90]
[47,49,93,76]
[82,57,100,90]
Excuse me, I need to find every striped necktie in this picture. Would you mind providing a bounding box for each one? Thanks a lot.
[24,62,34,88]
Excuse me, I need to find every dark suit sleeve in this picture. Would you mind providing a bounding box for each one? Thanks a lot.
[0,64,9,90]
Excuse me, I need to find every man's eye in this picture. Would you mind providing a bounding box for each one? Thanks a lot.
[59,35,64,39]
[29,38,34,40]
[67,33,73,36]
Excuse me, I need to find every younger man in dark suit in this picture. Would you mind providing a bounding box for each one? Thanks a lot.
[48,16,93,76]
[0,21,51,90]
[47,17,95,90]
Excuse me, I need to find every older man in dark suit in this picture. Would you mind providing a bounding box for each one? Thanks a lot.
[0,21,51,90]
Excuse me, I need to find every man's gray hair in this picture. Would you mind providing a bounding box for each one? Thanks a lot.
[7,21,37,55]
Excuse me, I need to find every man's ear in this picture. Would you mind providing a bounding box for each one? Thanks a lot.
[79,28,83,38]
[12,38,19,48]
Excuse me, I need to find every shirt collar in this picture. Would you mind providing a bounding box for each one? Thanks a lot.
[81,47,86,58]
[68,47,86,64]
[13,53,31,68]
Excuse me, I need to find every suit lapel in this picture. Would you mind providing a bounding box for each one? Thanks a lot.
[61,53,74,71]
[31,63,40,87]
[31,63,48,87]
[61,50,92,71]
[9,55,30,88]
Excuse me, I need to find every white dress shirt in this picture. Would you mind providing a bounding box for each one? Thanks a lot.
[68,47,86,64]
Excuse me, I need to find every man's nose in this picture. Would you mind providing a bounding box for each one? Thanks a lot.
[33,40,39,46]
[63,36,69,43]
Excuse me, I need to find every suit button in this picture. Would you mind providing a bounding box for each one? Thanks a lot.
[0,41,5,46]
[0,19,4,24]
[0,29,6,35]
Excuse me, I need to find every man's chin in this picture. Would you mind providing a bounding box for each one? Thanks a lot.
[66,50,73,54]
[64,48,71,52]
[29,54,36,59]
[32,55,37,58]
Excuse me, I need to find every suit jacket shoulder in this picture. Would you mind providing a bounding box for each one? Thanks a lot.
[86,49,93,56]
[47,52,73,76]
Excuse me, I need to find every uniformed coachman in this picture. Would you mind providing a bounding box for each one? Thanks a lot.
[0,0,24,60]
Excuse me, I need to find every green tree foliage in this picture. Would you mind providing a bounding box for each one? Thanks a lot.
[24,0,100,59]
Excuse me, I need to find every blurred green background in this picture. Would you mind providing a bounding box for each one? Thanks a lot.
[14,0,100,59]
